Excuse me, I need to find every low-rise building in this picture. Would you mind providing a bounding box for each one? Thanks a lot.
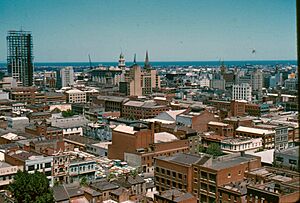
[154,153,203,193]
[247,181,299,203]
[0,162,23,190]
[192,153,261,203]
[207,121,234,137]
[4,150,53,186]
[122,100,169,120]
[65,89,86,104]
[220,137,262,153]
[7,116,29,130]
[235,126,275,149]
[154,189,197,203]
[274,146,299,171]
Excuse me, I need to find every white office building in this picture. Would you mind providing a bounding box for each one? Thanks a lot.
[61,66,74,87]
[232,83,252,101]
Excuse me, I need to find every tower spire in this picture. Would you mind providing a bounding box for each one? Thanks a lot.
[133,53,137,64]
[144,50,150,69]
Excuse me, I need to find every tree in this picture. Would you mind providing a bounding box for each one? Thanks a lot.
[206,143,223,158]
[198,144,206,153]
[80,176,88,186]
[8,170,54,203]
[62,109,75,117]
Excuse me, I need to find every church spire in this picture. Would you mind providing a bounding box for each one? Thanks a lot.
[144,50,150,69]
[133,53,137,64]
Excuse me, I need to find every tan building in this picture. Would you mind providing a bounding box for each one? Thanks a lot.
[65,89,86,103]
[207,121,234,137]
[235,126,275,149]
[0,162,23,190]
[119,52,160,96]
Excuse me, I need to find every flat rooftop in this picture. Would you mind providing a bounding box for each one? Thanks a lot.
[236,126,275,135]
[157,153,203,166]
[275,146,299,157]
[210,154,258,170]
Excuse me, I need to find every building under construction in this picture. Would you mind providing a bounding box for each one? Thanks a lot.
[7,30,34,86]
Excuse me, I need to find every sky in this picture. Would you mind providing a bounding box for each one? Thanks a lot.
[0,0,297,62]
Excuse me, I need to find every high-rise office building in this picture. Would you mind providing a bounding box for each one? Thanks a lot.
[60,66,74,87]
[7,30,34,86]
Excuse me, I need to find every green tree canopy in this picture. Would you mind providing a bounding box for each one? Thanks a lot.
[62,109,75,117]
[8,170,54,203]
[80,176,88,186]
[206,143,223,158]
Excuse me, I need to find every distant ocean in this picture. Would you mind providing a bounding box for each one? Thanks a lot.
[0,60,297,70]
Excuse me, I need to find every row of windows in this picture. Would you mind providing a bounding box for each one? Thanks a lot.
[28,162,51,171]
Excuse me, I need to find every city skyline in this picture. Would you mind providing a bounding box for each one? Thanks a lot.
[0,0,297,62]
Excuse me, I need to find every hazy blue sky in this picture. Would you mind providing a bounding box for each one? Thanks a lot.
[0,0,296,62]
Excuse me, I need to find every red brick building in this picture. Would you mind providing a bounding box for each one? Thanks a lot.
[121,100,170,119]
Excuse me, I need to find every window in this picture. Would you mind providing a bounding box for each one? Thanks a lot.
[45,171,51,176]
[172,171,176,177]
[166,170,170,176]
[289,159,297,165]
[28,165,34,171]
[178,173,182,179]
[209,174,216,182]
[201,171,207,179]
[201,183,207,190]
[228,173,231,178]
[161,169,165,174]
[45,162,51,168]
[209,185,216,193]
[276,157,284,162]
[238,170,241,175]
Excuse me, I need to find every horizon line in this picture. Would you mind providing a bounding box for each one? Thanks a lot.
[0,59,297,64]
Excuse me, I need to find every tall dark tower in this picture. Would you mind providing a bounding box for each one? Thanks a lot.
[7,30,34,86]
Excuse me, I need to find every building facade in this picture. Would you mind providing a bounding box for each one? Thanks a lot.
[7,30,33,86]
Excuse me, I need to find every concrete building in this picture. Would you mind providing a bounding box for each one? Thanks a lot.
[0,162,23,190]
[6,116,29,130]
[60,66,74,87]
[0,77,22,89]
[235,126,275,149]
[69,158,97,183]
[5,150,53,186]
[232,83,252,102]
[210,78,225,90]
[7,30,33,86]
[274,146,299,171]
[220,137,262,153]
[65,89,86,103]
[284,78,298,91]
[119,52,160,96]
